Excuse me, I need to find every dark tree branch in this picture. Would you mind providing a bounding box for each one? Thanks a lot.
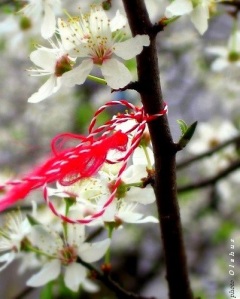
[178,159,240,193]
[121,1,194,299]
[221,0,240,8]
[78,258,156,299]
[177,135,240,169]
[13,258,156,299]
[13,286,34,299]
[111,81,141,93]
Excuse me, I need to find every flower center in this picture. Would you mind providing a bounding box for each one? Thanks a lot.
[208,137,219,148]
[58,245,77,265]
[228,51,240,62]
[19,16,32,31]
[55,55,73,77]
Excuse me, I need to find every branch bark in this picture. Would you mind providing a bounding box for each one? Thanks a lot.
[78,259,156,299]
[121,1,194,299]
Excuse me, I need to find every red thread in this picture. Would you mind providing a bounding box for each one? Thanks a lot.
[0,131,128,212]
[0,100,168,224]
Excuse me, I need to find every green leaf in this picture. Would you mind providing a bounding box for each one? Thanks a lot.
[177,119,188,136]
[178,121,198,149]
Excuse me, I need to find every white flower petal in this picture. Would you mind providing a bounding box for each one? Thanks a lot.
[0,252,15,271]
[206,47,227,57]
[27,260,61,287]
[62,59,93,87]
[118,210,143,223]
[190,4,209,35]
[89,8,110,37]
[122,165,148,183]
[58,18,75,52]
[28,76,58,103]
[82,278,99,293]
[110,10,127,31]
[133,215,159,223]
[132,147,154,166]
[126,187,155,204]
[165,0,193,17]
[41,3,56,39]
[101,58,132,89]
[113,35,150,60]
[64,263,87,292]
[67,221,85,246]
[29,225,62,254]
[211,58,229,72]
[102,201,117,222]
[30,49,56,71]
[78,239,111,263]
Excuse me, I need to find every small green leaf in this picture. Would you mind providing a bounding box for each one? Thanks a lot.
[178,121,198,149]
[177,119,188,136]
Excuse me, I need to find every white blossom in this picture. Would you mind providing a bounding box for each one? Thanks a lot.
[27,223,110,292]
[58,6,150,89]
[187,120,239,175]
[27,39,74,103]
[207,31,240,71]
[19,0,61,39]
[0,15,38,56]
[0,212,31,271]
[48,145,157,225]
[165,0,216,34]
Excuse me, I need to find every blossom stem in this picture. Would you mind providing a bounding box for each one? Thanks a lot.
[161,16,180,26]
[87,75,107,85]
[105,223,115,264]
[24,244,55,259]
[142,145,152,169]
[62,197,74,240]
[125,182,143,188]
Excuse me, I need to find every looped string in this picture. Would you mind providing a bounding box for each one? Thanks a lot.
[44,100,168,224]
[0,100,168,224]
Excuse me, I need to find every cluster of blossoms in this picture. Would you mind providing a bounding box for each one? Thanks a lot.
[27,5,150,102]
[21,0,224,103]
[0,3,163,294]
[0,100,167,292]
[2,0,239,296]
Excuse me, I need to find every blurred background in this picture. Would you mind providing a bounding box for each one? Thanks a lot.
[0,1,240,298]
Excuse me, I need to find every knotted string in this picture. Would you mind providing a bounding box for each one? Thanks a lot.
[0,100,167,224]
[44,100,167,224]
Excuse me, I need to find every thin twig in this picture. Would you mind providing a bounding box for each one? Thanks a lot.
[177,135,240,169]
[78,258,156,299]
[13,286,34,299]
[178,160,240,193]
